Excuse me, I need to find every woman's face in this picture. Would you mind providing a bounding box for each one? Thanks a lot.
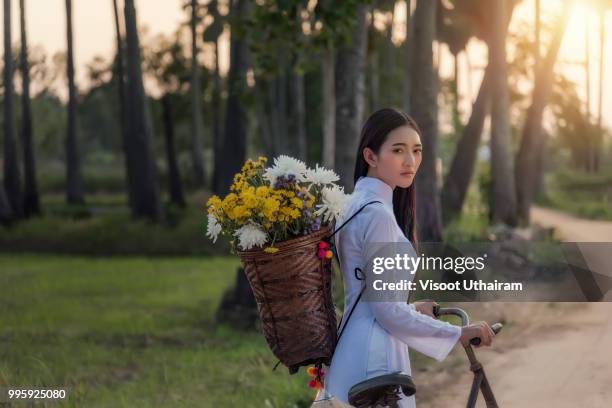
[363,125,422,190]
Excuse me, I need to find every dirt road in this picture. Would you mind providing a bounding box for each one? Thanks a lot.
[530,206,612,242]
[419,206,612,407]
[419,303,612,408]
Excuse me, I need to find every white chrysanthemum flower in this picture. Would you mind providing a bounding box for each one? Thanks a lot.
[234,222,268,250]
[314,185,349,223]
[206,214,222,243]
[263,155,308,185]
[304,164,339,186]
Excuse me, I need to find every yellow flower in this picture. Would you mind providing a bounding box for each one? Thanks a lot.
[264,247,279,254]
[240,187,258,210]
[280,206,301,221]
[262,197,280,221]
[256,186,270,198]
[207,195,222,209]
[290,197,304,209]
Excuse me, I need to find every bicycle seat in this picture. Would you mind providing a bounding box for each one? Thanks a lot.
[347,372,416,408]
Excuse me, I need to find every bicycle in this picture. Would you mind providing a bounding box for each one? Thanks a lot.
[312,306,503,408]
[434,306,504,408]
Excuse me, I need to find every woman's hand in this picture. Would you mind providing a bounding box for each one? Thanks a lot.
[413,300,439,319]
[459,321,495,347]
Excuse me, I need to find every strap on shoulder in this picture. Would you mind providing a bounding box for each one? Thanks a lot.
[328,200,382,350]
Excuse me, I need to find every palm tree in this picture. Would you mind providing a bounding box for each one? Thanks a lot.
[488,0,517,226]
[515,2,572,224]
[335,3,368,191]
[288,3,307,162]
[441,67,490,223]
[111,0,132,207]
[403,0,413,113]
[411,0,443,241]
[535,0,541,69]
[217,0,248,194]
[437,1,473,135]
[440,0,517,223]
[65,0,85,204]
[190,0,205,187]
[595,3,607,172]
[0,186,12,226]
[145,33,188,208]
[585,11,591,117]
[321,44,336,169]
[123,0,162,220]
[20,0,40,217]
[3,0,23,218]
[162,94,186,207]
[203,0,224,192]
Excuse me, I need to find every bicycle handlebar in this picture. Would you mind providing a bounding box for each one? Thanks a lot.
[433,306,503,346]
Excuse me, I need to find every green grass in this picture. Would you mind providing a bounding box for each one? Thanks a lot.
[443,210,489,243]
[0,194,231,256]
[0,255,314,407]
[536,169,612,221]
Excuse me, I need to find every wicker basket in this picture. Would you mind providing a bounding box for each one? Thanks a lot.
[237,224,337,374]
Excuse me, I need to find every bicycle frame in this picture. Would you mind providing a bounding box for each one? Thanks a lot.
[436,307,499,408]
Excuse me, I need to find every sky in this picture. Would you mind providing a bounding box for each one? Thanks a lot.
[4,0,611,128]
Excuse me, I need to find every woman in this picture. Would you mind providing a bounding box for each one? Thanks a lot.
[325,108,495,407]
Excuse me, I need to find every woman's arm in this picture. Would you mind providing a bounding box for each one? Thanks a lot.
[361,205,462,361]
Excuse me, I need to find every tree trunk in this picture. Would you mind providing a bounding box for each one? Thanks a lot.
[217,0,248,194]
[383,2,396,106]
[4,0,23,219]
[488,0,517,226]
[266,77,281,156]
[585,12,591,117]
[253,76,274,157]
[321,46,335,169]
[190,0,205,187]
[535,0,540,69]
[124,0,162,220]
[290,67,307,161]
[368,50,380,114]
[0,186,12,226]
[403,0,413,113]
[441,2,515,224]
[161,94,186,208]
[272,54,289,155]
[452,52,461,134]
[441,67,490,223]
[335,4,368,191]
[216,266,258,330]
[368,4,380,113]
[20,0,39,217]
[65,0,84,204]
[515,3,571,225]
[595,10,604,173]
[411,0,443,242]
[112,0,134,209]
[533,129,547,197]
[211,39,222,192]
[248,46,272,157]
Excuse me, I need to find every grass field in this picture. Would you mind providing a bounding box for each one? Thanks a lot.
[0,255,315,407]
[536,169,612,221]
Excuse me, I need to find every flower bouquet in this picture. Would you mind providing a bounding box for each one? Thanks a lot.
[205,155,349,374]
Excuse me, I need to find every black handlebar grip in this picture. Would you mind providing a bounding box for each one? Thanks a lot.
[470,322,503,346]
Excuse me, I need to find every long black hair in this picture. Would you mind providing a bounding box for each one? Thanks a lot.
[353,108,421,248]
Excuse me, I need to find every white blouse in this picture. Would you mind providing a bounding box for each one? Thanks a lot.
[325,176,462,408]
